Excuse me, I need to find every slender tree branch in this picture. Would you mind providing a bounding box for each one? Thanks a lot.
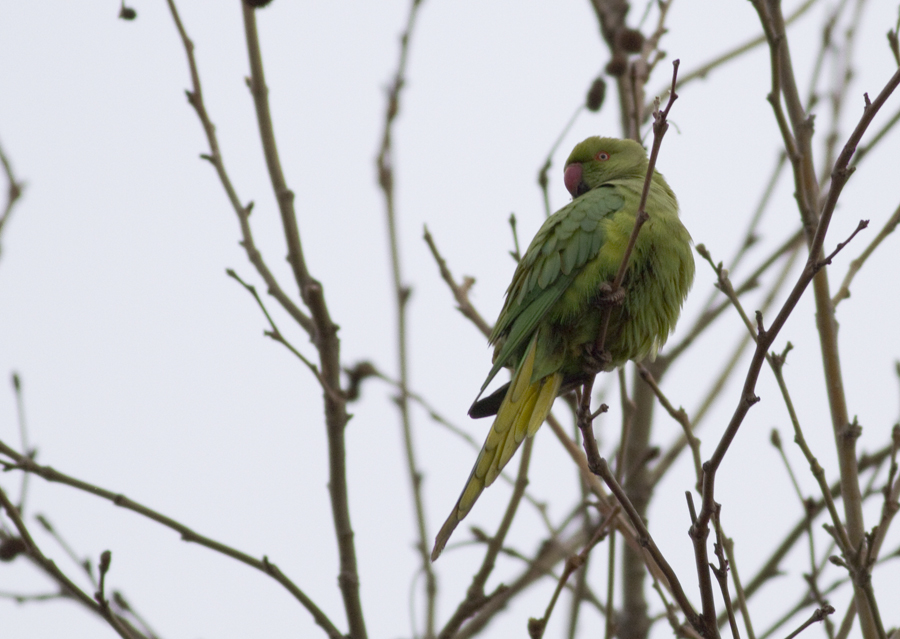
[589,455,702,631]
[163,0,313,335]
[238,6,365,636]
[783,606,837,639]
[710,510,740,639]
[636,364,702,488]
[546,414,673,584]
[227,269,341,402]
[372,4,436,632]
[0,486,136,639]
[537,106,583,218]
[722,535,756,639]
[423,226,492,338]
[10,373,32,513]
[453,527,593,639]
[832,202,900,307]
[578,60,680,430]
[0,439,345,639]
[851,104,900,167]
[528,508,619,639]
[646,0,821,114]
[769,349,853,554]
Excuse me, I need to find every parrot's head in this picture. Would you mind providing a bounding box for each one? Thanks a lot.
[563,137,649,198]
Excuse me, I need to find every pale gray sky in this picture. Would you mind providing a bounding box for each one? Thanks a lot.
[1,1,899,638]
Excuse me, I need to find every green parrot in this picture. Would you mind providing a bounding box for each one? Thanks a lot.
[431,136,695,561]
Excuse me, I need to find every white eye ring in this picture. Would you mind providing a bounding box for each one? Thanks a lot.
[595,152,610,161]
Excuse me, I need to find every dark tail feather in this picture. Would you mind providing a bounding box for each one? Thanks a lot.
[468,372,590,420]
[468,383,510,418]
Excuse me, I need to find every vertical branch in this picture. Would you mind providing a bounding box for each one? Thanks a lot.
[240,6,365,638]
[618,367,656,639]
[750,1,900,635]
[578,61,681,639]
[375,2,436,636]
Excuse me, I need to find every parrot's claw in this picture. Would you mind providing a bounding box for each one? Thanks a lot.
[582,344,612,374]
[594,283,625,308]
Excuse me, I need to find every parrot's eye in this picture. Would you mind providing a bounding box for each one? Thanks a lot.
[595,151,610,161]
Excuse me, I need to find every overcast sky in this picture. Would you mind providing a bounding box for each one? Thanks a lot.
[2,1,899,638]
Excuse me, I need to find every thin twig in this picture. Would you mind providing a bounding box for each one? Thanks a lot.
[528,508,619,639]
[769,424,825,607]
[376,11,438,627]
[711,509,741,639]
[0,439,345,639]
[423,226,493,338]
[11,373,31,512]
[0,137,26,259]
[636,364,702,488]
[35,514,98,586]
[452,525,597,639]
[783,606,837,639]
[577,60,681,433]
[722,535,756,639]
[589,456,702,630]
[851,104,900,167]
[227,269,341,402]
[769,349,853,555]
[646,0,821,115]
[0,486,135,639]
[508,213,523,262]
[163,0,312,335]
[545,414,673,583]
[239,6,364,636]
[832,202,900,307]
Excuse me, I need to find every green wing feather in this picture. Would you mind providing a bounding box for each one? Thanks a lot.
[477,186,625,398]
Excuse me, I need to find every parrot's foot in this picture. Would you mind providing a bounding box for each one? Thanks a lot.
[582,344,612,374]
[593,283,625,308]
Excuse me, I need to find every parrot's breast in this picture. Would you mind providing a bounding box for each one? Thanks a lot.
[544,182,694,376]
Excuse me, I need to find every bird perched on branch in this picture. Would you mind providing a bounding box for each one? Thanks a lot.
[431,136,695,560]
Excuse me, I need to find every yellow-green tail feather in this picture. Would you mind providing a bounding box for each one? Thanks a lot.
[431,340,562,560]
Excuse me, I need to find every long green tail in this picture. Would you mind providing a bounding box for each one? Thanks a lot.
[432,339,562,560]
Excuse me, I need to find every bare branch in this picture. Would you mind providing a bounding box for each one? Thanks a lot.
[423,226,493,338]
[832,203,900,307]
[0,485,136,639]
[784,606,837,639]
[0,439,345,639]
[163,0,313,335]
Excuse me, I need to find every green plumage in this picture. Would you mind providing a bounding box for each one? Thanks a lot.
[432,137,695,560]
